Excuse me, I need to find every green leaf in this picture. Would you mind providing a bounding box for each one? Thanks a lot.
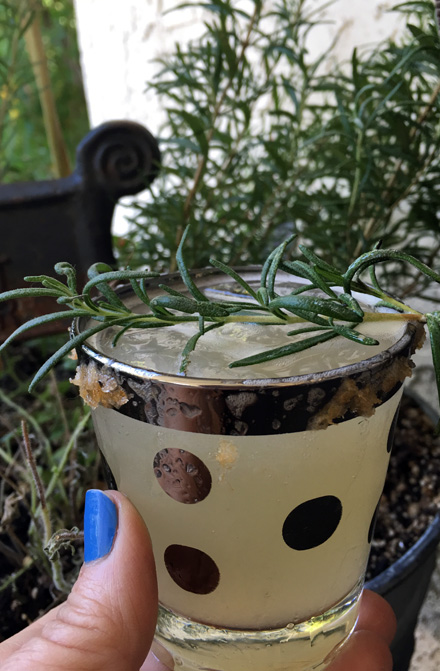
[83,268,159,298]
[176,226,209,302]
[209,258,259,300]
[256,287,269,307]
[297,245,343,276]
[0,288,61,302]
[150,294,230,317]
[129,278,151,306]
[86,263,129,311]
[425,312,440,432]
[269,295,362,322]
[158,284,189,299]
[28,319,125,392]
[0,310,91,352]
[338,293,364,319]
[344,249,440,293]
[179,322,222,374]
[328,320,379,346]
[229,330,338,368]
[170,109,208,155]
[286,325,332,337]
[280,259,338,299]
[23,275,70,294]
[266,235,296,299]
[54,262,78,293]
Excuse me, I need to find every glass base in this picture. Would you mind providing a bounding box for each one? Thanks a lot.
[152,581,362,671]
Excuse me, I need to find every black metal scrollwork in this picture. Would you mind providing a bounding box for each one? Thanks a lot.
[76,120,161,198]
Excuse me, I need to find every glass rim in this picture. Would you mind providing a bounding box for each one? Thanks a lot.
[73,267,422,391]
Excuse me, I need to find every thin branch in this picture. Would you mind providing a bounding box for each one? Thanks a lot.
[170,2,261,270]
[354,79,440,256]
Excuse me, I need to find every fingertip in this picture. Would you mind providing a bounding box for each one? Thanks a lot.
[358,589,397,645]
[327,630,393,671]
[79,488,158,665]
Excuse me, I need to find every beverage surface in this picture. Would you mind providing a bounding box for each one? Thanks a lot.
[87,279,406,379]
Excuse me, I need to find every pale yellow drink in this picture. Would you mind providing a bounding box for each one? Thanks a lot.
[78,273,418,671]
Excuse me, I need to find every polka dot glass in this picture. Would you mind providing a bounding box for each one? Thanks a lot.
[76,270,423,671]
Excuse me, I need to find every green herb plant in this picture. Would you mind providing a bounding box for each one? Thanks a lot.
[1,227,440,424]
[0,336,95,615]
[120,0,440,302]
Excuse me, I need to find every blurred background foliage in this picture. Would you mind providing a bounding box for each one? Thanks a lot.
[119,0,440,301]
[0,0,92,634]
[0,0,89,182]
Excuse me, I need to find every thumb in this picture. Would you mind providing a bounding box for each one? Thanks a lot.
[1,490,158,671]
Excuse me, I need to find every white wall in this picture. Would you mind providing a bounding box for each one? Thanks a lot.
[74,0,404,133]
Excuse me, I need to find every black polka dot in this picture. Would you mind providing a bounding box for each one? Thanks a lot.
[164,545,220,594]
[387,407,400,453]
[282,496,342,551]
[368,499,381,544]
[153,448,212,504]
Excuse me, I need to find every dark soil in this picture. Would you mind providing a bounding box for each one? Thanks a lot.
[366,392,440,580]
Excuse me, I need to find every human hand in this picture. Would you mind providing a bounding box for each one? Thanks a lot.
[325,589,396,671]
[0,490,158,671]
[0,489,396,671]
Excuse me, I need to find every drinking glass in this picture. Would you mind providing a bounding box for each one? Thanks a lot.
[73,269,423,671]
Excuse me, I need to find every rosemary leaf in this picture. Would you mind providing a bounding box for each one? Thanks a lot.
[179,323,222,375]
[280,259,338,299]
[209,258,259,301]
[0,288,62,301]
[0,310,91,352]
[176,225,209,302]
[229,330,338,368]
[327,320,379,346]
[23,275,71,294]
[54,262,78,293]
[28,320,125,392]
[269,295,362,322]
[267,236,295,300]
[150,295,231,317]
[286,325,332,336]
[86,263,129,311]
[425,312,440,433]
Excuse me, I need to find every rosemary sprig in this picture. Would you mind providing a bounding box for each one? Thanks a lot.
[1,227,439,425]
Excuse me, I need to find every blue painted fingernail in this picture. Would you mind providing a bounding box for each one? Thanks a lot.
[84,490,118,563]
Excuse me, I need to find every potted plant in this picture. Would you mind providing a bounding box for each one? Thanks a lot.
[118,0,440,291]
[365,389,440,671]
[113,2,439,666]
[0,0,439,668]
[0,224,440,670]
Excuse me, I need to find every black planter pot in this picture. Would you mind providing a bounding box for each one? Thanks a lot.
[366,391,440,671]
[366,513,440,670]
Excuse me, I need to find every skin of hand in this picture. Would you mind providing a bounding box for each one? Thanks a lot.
[0,490,396,671]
